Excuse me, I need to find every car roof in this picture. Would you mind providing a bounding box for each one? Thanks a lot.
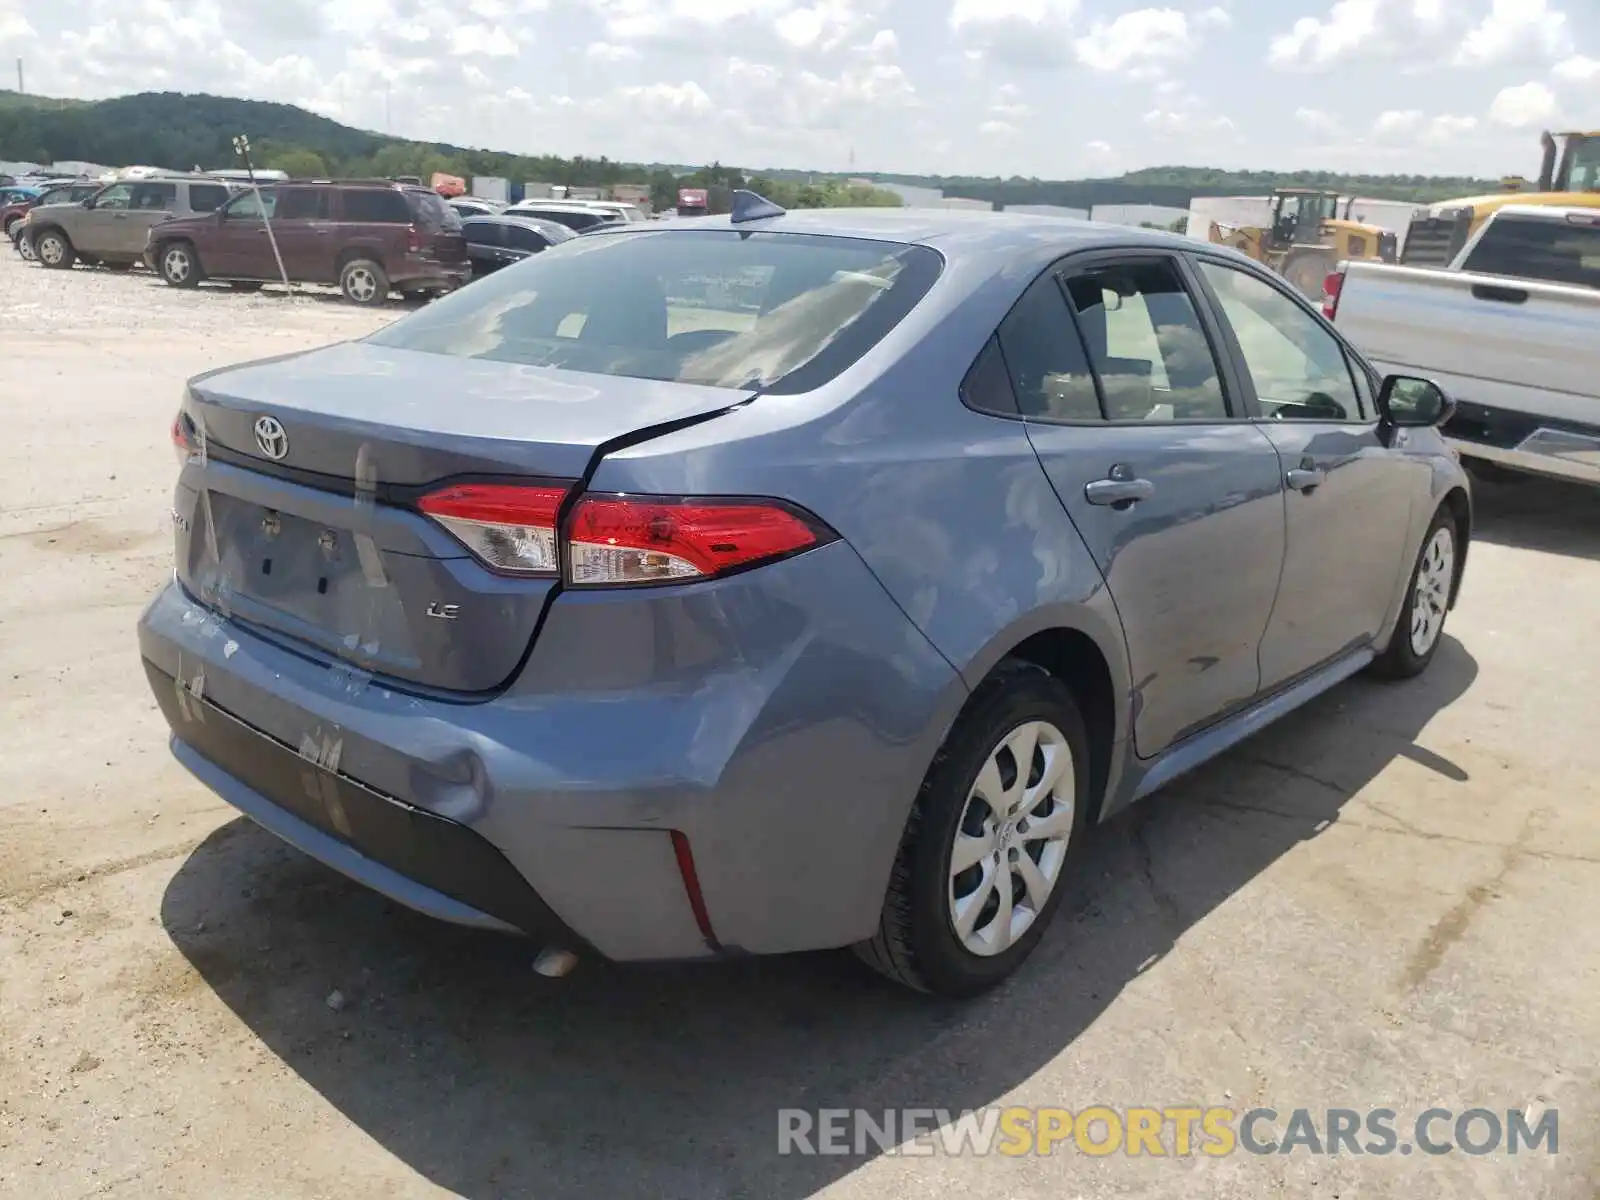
[1490,203,1600,223]
[513,201,617,212]
[595,205,1202,259]
[461,213,572,231]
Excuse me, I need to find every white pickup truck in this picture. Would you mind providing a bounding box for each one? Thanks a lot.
[1328,204,1600,488]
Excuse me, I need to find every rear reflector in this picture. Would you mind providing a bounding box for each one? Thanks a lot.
[670,830,719,949]
[566,495,826,586]
[418,482,569,575]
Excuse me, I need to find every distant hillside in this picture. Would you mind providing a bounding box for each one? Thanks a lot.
[0,88,1501,208]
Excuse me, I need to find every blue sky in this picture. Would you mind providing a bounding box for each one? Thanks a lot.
[1,0,1596,178]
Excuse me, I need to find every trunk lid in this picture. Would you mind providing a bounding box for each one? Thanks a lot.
[177,341,739,692]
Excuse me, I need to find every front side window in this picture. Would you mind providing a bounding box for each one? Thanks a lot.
[366,229,942,393]
[93,184,134,211]
[1197,260,1363,421]
[461,220,503,246]
[224,189,276,220]
[1063,259,1230,421]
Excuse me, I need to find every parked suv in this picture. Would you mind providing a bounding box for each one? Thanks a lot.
[9,180,104,259]
[145,180,470,305]
[23,176,235,270]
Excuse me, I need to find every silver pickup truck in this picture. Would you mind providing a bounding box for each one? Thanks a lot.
[1328,204,1600,488]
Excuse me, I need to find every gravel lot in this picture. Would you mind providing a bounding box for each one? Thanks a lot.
[2,251,1599,1199]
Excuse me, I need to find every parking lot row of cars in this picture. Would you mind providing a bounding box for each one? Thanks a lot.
[6,171,646,304]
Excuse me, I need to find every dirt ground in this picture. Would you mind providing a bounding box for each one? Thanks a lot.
[2,251,1598,1199]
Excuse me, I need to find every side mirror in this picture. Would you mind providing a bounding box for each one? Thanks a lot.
[81,197,95,209]
[1378,375,1455,428]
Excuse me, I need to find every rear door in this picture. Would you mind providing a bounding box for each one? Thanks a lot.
[1006,253,1288,756]
[265,186,336,281]
[1192,256,1416,689]
[461,218,506,275]
[502,221,551,260]
[406,190,467,268]
[117,182,178,256]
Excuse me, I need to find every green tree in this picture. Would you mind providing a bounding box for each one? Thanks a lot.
[262,145,328,178]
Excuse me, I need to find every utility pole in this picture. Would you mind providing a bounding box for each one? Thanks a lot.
[16,57,23,95]
[232,134,292,295]
[385,83,391,133]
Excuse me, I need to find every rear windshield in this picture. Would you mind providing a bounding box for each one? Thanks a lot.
[407,190,463,232]
[365,229,943,393]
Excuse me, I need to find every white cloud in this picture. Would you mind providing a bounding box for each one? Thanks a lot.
[1196,5,1230,28]
[448,24,519,56]
[1372,108,1422,137]
[585,40,639,60]
[620,79,714,113]
[1074,8,1195,75]
[0,11,37,42]
[1553,53,1600,82]
[1489,80,1559,128]
[1268,0,1379,69]
[1295,106,1341,134]
[979,119,1018,137]
[1087,138,1112,153]
[949,0,1080,68]
[1267,0,1455,71]
[1455,0,1569,65]
[1143,106,1232,134]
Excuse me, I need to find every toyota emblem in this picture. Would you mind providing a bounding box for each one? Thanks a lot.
[253,416,289,461]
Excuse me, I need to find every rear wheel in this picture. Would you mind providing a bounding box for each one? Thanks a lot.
[2,216,18,240]
[1372,509,1458,680]
[14,229,37,262]
[856,661,1091,997]
[339,258,389,306]
[35,229,75,269]
[159,241,201,288]
[1281,247,1336,301]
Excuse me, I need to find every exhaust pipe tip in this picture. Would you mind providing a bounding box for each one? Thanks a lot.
[532,947,580,978]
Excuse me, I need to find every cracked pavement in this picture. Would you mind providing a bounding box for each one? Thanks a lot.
[2,252,1599,1198]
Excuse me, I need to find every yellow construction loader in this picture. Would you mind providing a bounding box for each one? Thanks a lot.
[1207,188,1397,299]
[1401,130,1600,265]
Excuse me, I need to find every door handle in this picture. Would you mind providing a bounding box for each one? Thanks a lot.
[1286,467,1326,492]
[1084,475,1155,507]
[1470,283,1527,305]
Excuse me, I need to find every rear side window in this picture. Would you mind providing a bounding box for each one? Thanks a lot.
[1063,260,1229,421]
[504,224,548,251]
[995,275,1102,421]
[1462,216,1600,289]
[407,190,463,232]
[532,209,602,231]
[130,183,176,211]
[276,188,329,220]
[341,189,411,223]
[461,219,502,246]
[366,229,942,393]
[189,184,230,212]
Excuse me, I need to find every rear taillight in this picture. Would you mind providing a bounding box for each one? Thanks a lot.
[407,224,423,252]
[416,484,832,585]
[172,414,192,466]
[566,495,826,586]
[1322,271,1345,319]
[418,483,569,575]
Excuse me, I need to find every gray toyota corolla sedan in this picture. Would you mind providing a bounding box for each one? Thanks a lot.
[138,194,1470,997]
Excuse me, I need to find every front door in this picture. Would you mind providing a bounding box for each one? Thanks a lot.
[73,183,134,255]
[207,189,275,277]
[1006,255,1288,757]
[1191,257,1417,690]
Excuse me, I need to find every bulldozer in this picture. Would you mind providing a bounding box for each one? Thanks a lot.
[1207,188,1397,299]
[1400,129,1600,265]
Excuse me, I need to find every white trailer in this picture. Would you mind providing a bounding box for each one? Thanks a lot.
[471,176,510,204]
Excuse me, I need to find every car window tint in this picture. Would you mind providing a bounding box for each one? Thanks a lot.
[341,189,411,223]
[94,184,134,211]
[504,224,548,251]
[1461,216,1600,289]
[961,336,1020,416]
[189,184,230,212]
[1198,261,1362,421]
[995,274,1101,421]
[130,183,177,211]
[1063,260,1229,421]
[367,229,942,394]
[408,191,462,231]
[225,189,276,220]
[461,220,502,246]
[276,188,327,220]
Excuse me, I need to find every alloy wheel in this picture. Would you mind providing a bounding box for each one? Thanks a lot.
[38,235,64,266]
[163,246,191,283]
[948,719,1076,957]
[1409,526,1455,657]
[16,234,36,262]
[345,267,378,303]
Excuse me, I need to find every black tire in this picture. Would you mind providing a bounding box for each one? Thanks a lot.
[34,228,75,269]
[2,216,18,240]
[856,660,1092,997]
[1371,508,1459,680]
[228,281,264,293]
[339,258,390,305]
[14,229,37,262]
[157,241,201,288]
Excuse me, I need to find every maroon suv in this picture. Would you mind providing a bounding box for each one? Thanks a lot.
[144,180,469,304]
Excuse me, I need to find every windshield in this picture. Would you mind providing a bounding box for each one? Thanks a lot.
[1566,137,1600,191]
[365,229,943,393]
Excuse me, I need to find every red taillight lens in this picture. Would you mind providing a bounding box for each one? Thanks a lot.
[172,414,192,465]
[566,495,826,586]
[418,482,570,575]
[1322,271,1345,319]
[407,225,423,252]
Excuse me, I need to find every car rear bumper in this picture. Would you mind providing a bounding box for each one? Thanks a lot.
[389,261,470,290]
[137,540,964,961]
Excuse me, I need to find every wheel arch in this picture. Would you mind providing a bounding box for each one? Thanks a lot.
[1439,485,1471,609]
